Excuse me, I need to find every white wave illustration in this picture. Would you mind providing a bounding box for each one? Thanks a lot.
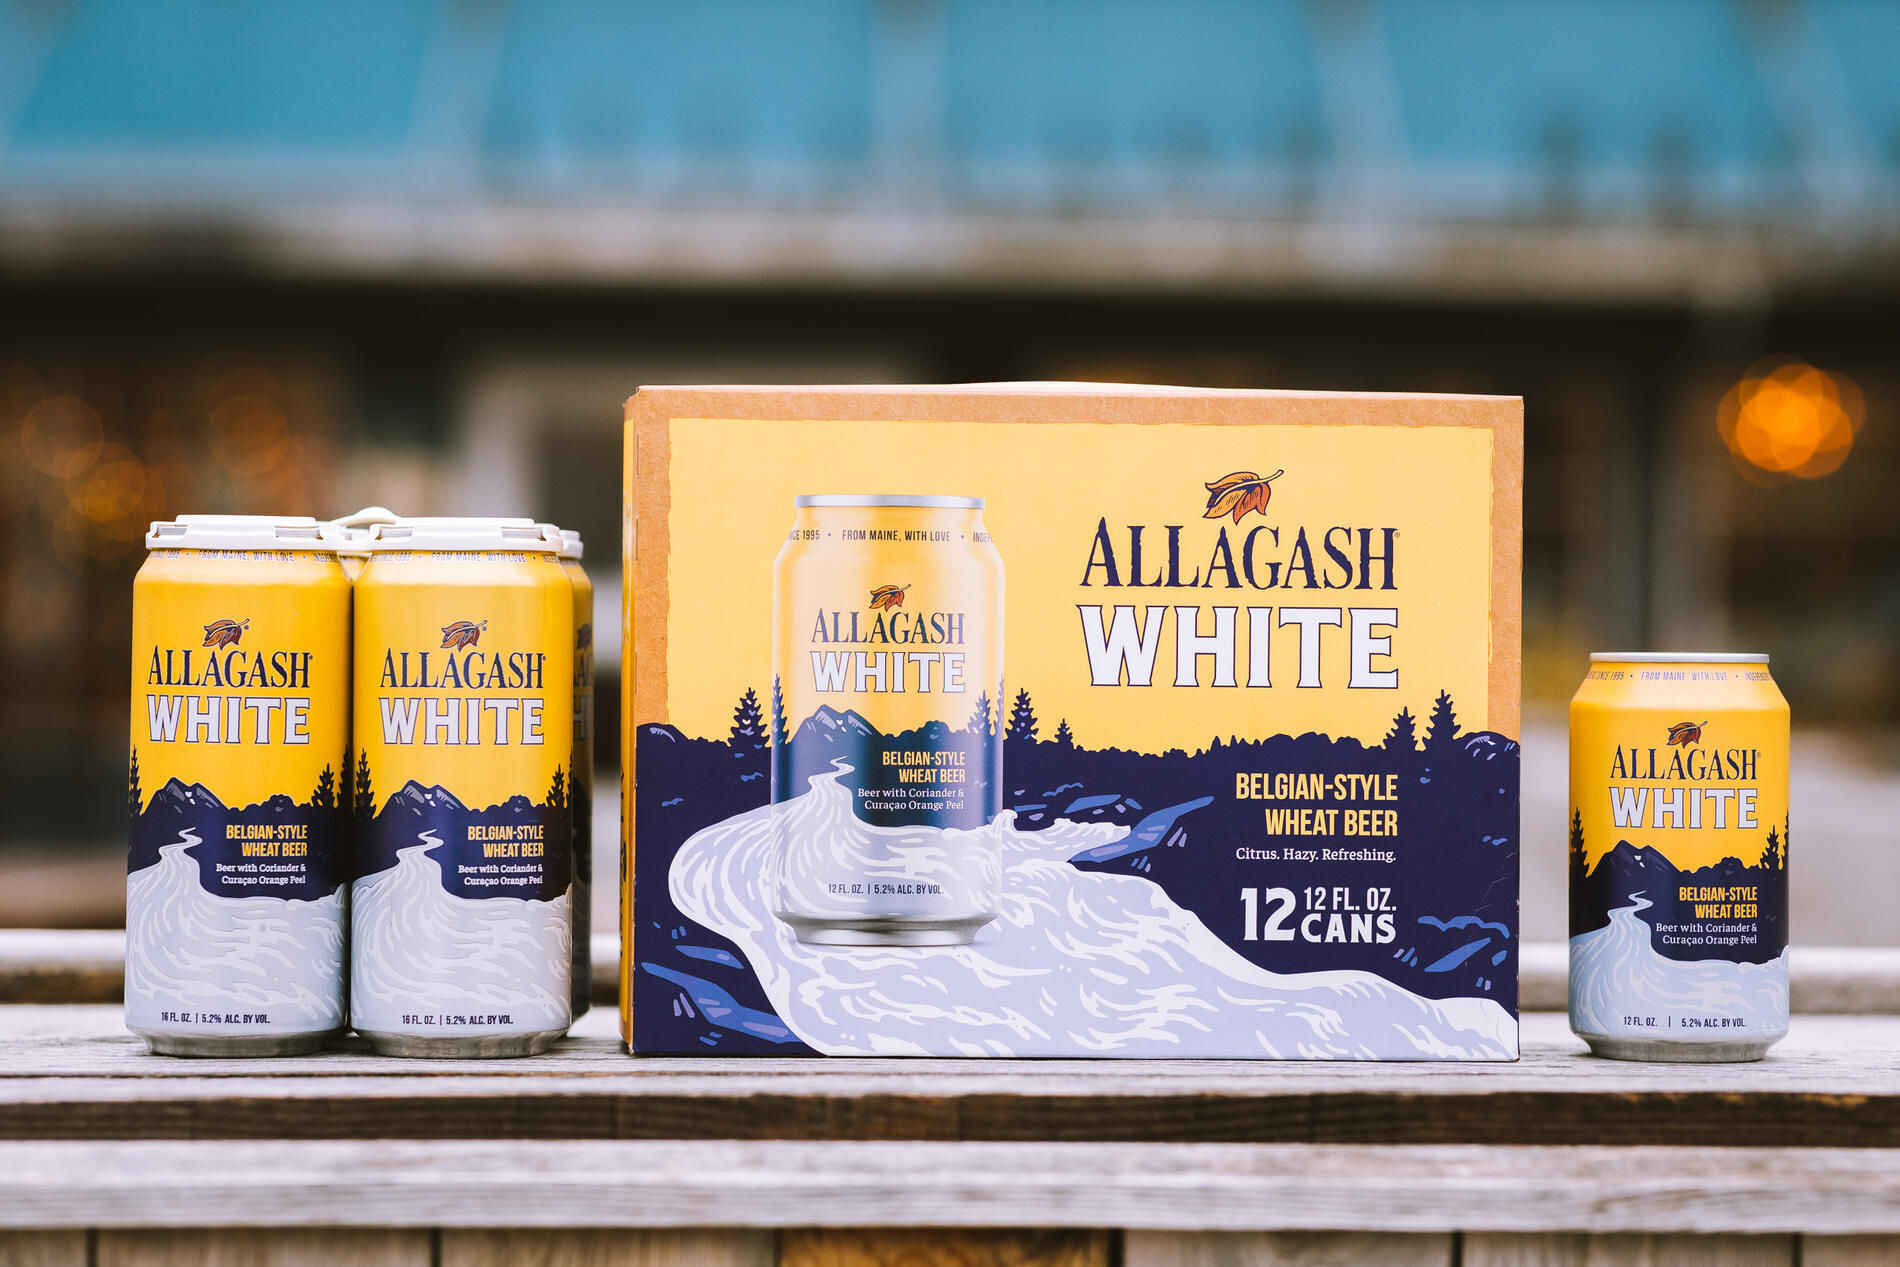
[351,833,572,1036]
[673,769,1516,1059]
[772,763,1000,927]
[1569,894,1788,1042]
[125,833,345,1035]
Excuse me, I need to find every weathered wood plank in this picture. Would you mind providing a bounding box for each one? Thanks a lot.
[779,1229,1109,1267]
[1461,1233,1795,1265]
[3,1009,1899,1147]
[439,1229,773,1267]
[94,1228,430,1266]
[0,932,123,1005]
[1801,1236,1900,1267]
[1124,1230,1452,1265]
[0,1230,85,1267]
[4,1141,1900,1234]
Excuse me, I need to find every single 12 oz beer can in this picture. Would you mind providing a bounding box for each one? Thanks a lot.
[770,494,1004,946]
[127,515,351,1056]
[551,526,593,1018]
[1569,653,1790,1061]
[351,517,575,1057]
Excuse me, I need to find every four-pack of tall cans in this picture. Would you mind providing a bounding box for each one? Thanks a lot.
[621,385,1525,1059]
[126,514,593,1057]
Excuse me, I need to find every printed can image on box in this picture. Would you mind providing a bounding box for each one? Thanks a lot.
[624,385,1523,1059]
[1569,653,1790,1062]
[772,494,1006,947]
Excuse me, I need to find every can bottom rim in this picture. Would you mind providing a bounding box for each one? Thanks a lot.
[134,1028,339,1058]
[1578,1032,1783,1063]
[356,1028,568,1059]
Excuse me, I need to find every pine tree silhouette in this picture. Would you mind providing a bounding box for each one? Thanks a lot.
[313,764,335,812]
[967,690,994,737]
[1005,689,1038,743]
[731,688,767,752]
[1760,825,1782,871]
[770,675,790,747]
[547,764,567,814]
[1053,718,1074,749]
[1568,809,1586,877]
[1385,707,1419,754]
[128,748,142,816]
[355,749,373,820]
[1426,691,1460,751]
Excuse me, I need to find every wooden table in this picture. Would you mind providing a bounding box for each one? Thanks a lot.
[4,933,1898,1267]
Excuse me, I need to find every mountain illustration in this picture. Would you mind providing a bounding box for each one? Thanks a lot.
[146,777,225,814]
[792,706,879,748]
[355,776,571,901]
[1575,838,1784,965]
[375,780,470,821]
[128,774,342,900]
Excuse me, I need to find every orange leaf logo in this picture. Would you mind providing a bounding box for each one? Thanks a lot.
[441,619,488,650]
[202,618,249,649]
[869,584,910,612]
[1203,470,1283,523]
[1666,721,1707,747]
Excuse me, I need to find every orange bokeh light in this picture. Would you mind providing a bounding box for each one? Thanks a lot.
[1718,359,1864,482]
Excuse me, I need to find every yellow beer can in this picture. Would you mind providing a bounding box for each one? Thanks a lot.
[1569,653,1790,1061]
[351,517,575,1057]
[770,494,1005,946]
[127,515,352,1056]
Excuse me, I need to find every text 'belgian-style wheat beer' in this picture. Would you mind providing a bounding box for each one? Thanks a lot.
[770,495,1004,945]
[1569,653,1790,1062]
[127,516,351,1056]
[352,518,575,1057]
[554,526,593,1018]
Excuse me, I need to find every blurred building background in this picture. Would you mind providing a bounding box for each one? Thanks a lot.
[1,0,1895,939]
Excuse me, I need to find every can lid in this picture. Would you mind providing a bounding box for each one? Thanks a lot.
[330,506,404,557]
[146,514,342,553]
[794,494,984,509]
[1589,652,1770,664]
[367,517,560,553]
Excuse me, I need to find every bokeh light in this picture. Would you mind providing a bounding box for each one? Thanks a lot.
[208,393,291,477]
[1718,358,1865,483]
[21,396,104,479]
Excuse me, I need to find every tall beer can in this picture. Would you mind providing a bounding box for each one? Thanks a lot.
[127,515,351,1056]
[1569,653,1790,1061]
[351,518,575,1057]
[770,494,1004,946]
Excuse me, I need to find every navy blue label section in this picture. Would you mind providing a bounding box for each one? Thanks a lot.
[128,776,344,901]
[357,778,573,901]
[629,687,1521,1054]
[1029,724,1518,1007]
[1570,840,1786,964]
[772,706,1000,829]
[636,722,815,1054]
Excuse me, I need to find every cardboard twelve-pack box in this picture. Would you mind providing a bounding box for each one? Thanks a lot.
[622,384,1522,1059]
